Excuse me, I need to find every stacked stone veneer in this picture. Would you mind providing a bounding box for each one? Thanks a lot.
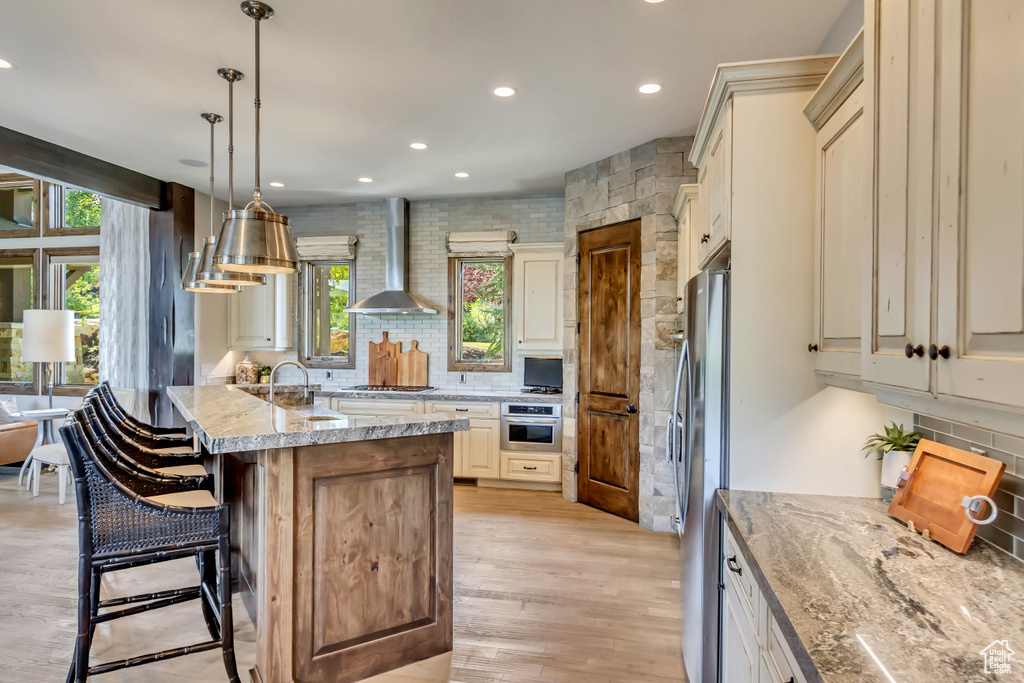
[0,323,30,383]
[561,137,696,532]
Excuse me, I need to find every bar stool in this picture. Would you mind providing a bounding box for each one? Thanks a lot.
[95,382,188,437]
[59,416,239,682]
[79,401,206,476]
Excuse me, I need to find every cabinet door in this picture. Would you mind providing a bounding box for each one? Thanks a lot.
[461,419,500,479]
[721,577,759,683]
[514,249,564,353]
[675,186,700,313]
[228,274,293,351]
[935,0,1024,409]
[698,103,732,269]
[862,0,936,391]
[813,85,865,376]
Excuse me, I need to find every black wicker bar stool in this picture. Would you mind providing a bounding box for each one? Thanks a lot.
[60,415,240,682]
[95,381,188,437]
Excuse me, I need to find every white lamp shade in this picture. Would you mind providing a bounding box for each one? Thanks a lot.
[21,309,76,362]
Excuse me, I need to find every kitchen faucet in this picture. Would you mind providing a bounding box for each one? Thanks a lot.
[269,360,309,409]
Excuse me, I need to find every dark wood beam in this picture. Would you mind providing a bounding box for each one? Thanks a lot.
[148,182,195,425]
[0,125,166,210]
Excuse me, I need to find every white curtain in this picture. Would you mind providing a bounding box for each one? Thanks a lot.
[99,197,150,420]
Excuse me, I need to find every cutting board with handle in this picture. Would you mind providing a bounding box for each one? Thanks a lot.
[368,331,401,386]
[397,340,429,387]
[888,439,1006,554]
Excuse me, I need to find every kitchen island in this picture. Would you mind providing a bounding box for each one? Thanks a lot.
[168,385,468,683]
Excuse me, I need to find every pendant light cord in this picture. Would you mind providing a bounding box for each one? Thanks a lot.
[228,76,234,211]
[251,14,269,212]
[209,117,216,238]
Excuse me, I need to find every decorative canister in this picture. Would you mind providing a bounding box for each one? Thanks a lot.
[235,354,259,385]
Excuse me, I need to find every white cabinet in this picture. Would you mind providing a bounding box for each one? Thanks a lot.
[722,570,759,683]
[228,274,293,352]
[512,245,563,354]
[672,184,700,312]
[425,400,500,478]
[694,103,732,269]
[330,398,424,416]
[862,0,936,393]
[499,452,561,483]
[805,35,866,378]
[934,0,1024,409]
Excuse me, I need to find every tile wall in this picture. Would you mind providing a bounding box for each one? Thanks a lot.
[914,414,1024,561]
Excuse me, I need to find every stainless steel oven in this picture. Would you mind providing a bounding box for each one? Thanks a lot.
[500,403,562,453]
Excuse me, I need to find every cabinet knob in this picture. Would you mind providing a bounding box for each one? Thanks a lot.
[928,344,950,360]
[626,405,637,414]
[701,234,710,244]
[905,344,924,358]
[808,343,818,352]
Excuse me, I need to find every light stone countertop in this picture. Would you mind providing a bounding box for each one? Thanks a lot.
[717,490,1024,682]
[168,385,468,454]
[329,388,565,403]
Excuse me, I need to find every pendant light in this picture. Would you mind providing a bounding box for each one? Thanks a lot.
[213,0,299,275]
[181,113,241,294]
[196,68,266,287]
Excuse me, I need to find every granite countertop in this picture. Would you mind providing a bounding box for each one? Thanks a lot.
[330,388,564,403]
[717,490,1024,682]
[230,383,323,393]
[168,385,468,454]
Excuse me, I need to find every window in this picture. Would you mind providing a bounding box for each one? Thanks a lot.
[299,260,355,368]
[448,256,511,372]
[0,171,40,238]
[0,250,40,394]
[44,248,101,392]
[44,184,103,236]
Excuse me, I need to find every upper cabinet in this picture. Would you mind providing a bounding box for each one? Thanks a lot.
[512,244,563,354]
[692,101,732,269]
[934,0,1024,409]
[863,0,1024,411]
[228,274,294,352]
[804,33,866,378]
[672,184,700,313]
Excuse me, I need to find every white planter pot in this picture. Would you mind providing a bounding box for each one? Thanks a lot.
[880,450,913,502]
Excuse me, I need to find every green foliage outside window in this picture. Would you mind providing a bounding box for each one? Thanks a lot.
[460,261,504,361]
[64,189,102,228]
[65,266,100,319]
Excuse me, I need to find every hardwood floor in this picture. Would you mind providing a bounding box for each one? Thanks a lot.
[0,466,683,682]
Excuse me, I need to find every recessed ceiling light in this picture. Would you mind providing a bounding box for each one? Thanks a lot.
[0,59,12,69]
[644,0,665,3]
[638,83,662,94]
[410,142,428,150]
[358,177,374,183]
[493,86,517,98]
[179,159,208,167]
[269,181,284,188]
[454,172,470,178]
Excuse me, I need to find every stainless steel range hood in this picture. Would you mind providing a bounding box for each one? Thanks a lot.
[344,197,438,315]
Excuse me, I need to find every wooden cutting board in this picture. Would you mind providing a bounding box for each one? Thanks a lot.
[368,332,401,386]
[888,439,1006,554]
[397,340,429,387]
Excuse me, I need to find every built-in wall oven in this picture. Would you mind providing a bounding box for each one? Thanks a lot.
[500,403,562,453]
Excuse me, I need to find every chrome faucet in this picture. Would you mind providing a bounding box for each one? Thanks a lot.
[269,360,309,409]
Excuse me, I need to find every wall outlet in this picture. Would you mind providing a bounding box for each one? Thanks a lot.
[325,370,332,380]
[459,373,467,384]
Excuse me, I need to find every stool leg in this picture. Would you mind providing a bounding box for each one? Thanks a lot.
[74,564,93,683]
[218,513,240,683]
[58,465,67,505]
[32,460,40,498]
[198,549,221,641]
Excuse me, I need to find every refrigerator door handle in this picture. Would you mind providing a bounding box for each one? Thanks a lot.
[678,339,693,529]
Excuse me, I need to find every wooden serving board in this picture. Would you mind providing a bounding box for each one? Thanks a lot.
[397,340,429,387]
[368,331,401,386]
[888,439,1005,554]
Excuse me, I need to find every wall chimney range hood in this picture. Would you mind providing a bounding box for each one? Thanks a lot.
[344,198,438,315]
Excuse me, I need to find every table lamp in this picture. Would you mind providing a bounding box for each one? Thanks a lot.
[21,309,75,409]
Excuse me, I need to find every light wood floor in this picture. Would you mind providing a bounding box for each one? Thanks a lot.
[0,466,683,682]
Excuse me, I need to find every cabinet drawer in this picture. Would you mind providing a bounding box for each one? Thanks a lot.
[499,452,561,482]
[424,401,499,419]
[764,612,806,683]
[724,526,757,625]
[331,399,424,416]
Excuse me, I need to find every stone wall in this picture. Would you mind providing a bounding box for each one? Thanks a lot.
[561,137,697,532]
[0,323,30,383]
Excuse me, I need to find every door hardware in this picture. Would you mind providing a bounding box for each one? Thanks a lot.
[905,343,924,358]
[928,344,950,360]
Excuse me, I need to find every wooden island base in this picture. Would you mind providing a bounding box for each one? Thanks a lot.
[221,433,454,683]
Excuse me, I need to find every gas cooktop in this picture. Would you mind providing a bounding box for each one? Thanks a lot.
[344,385,436,393]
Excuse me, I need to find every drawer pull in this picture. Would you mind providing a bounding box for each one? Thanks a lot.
[455,408,468,412]
[726,555,742,575]
[523,466,538,471]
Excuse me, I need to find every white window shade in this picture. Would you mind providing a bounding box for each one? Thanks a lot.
[445,230,517,257]
[295,235,358,261]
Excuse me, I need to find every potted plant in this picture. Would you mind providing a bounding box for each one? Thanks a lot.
[863,422,923,502]
[258,365,272,384]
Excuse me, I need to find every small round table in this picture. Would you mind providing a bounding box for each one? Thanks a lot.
[17,408,71,490]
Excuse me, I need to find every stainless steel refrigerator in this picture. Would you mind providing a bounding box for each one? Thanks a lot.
[669,269,729,683]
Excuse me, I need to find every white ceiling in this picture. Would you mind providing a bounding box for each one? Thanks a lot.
[0,0,848,206]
